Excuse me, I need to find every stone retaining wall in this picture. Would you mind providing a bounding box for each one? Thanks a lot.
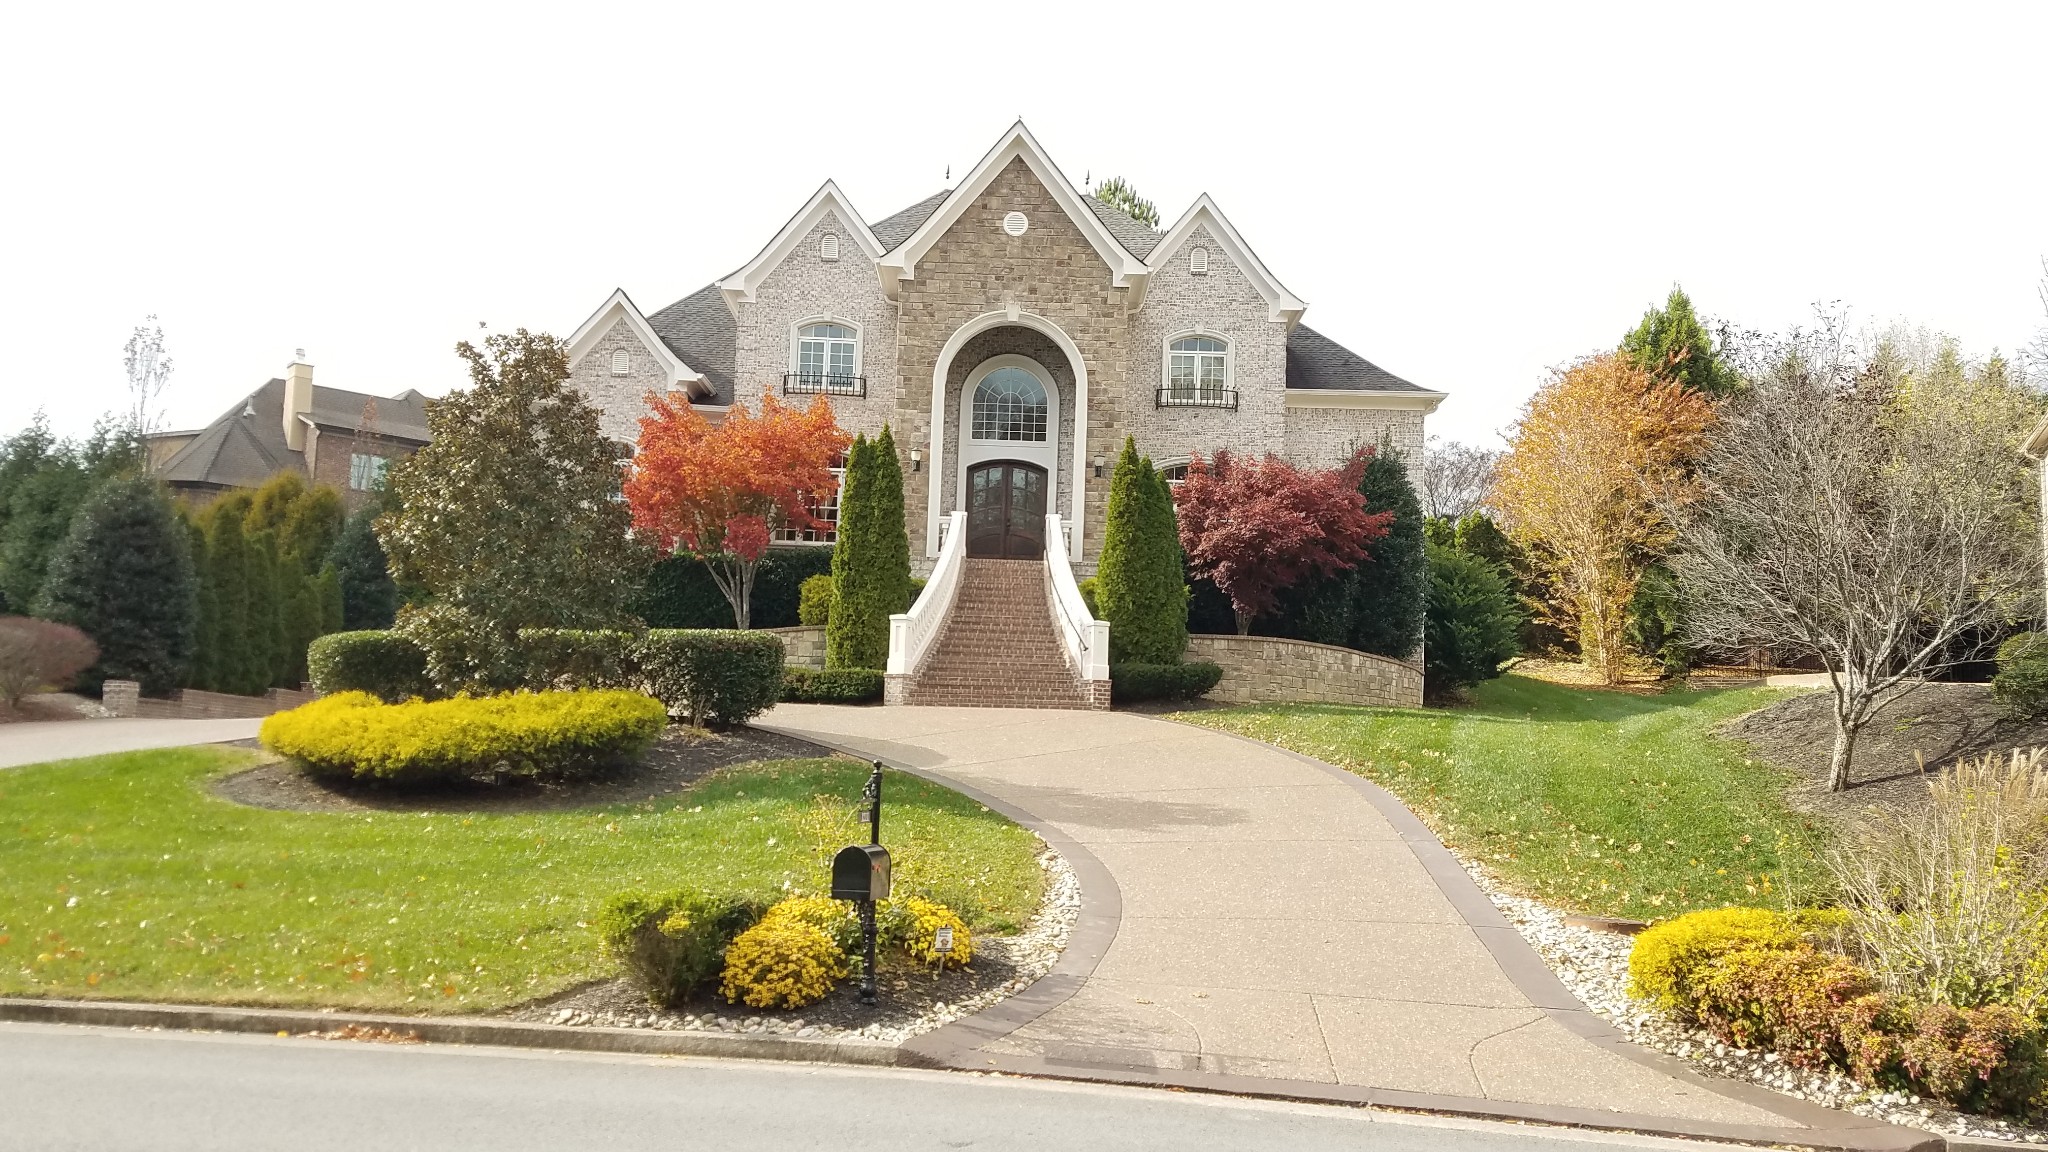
[765,626,826,670]
[1185,635,1423,709]
[102,681,319,720]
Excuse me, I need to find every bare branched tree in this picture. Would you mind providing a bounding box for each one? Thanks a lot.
[122,316,173,437]
[1419,437,1501,521]
[1673,322,2042,790]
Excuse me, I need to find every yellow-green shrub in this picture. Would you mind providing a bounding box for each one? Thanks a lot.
[597,889,768,1007]
[899,896,972,969]
[719,916,846,1009]
[260,689,667,784]
[1628,907,1800,1011]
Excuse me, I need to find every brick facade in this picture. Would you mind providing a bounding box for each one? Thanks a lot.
[1283,404,1428,490]
[567,316,673,446]
[305,425,422,512]
[1185,635,1423,708]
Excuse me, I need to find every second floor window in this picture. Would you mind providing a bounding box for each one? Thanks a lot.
[796,323,857,386]
[349,453,389,491]
[1167,336,1229,402]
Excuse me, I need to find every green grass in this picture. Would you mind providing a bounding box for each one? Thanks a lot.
[1180,673,1827,920]
[0,748,1040,1012]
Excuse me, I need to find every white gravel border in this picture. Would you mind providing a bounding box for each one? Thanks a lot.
[545,841,1080,1044]
[1458,855,2044,1143]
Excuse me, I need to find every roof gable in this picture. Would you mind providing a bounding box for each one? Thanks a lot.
[566,289,712,399]
[1152,195,1305,326]
[718,181,884,310]
[877,121,1149,300]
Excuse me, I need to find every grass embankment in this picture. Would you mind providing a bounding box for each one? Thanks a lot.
[0,748,1040,1011]
[1181,673,1826,920]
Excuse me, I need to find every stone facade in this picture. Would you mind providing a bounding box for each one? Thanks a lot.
[764,625,826,670]
[567,316,673,446]
[1186,635,1423,708]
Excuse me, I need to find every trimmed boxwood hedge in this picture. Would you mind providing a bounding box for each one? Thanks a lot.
[518,628,641,691]
[1109,661,1223,703]
[639,630,784,727]
[637,547,833,629]
[781,667,883,704]
[260,689,667,783]
[306,630,432,701]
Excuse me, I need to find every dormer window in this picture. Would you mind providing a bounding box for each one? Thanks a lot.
[1189,246,1209,274]
[610,348,631,375]
[1160,336,1236,409]
[787,322,863,395]
[820,233,840,261]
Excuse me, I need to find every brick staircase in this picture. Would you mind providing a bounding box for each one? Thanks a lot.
[903,558,1092,709]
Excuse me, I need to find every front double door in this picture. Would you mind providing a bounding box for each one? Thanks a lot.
[966,461,1047,559]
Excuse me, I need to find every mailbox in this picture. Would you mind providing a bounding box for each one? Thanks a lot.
[831,843,892,902]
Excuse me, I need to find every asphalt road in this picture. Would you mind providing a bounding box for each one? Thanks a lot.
[0,1022,1740,1152]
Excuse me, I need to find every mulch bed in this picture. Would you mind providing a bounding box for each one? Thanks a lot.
[212,724,836,814]
[1722,682,2048,816]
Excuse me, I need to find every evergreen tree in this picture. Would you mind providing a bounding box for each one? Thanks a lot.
[1621,286,1741,397]
[203,502,254,694]
[35,475,196,695]
[1343,439,1427,658]
[825,430,911,671]
[314,563,345,635]
[183,514,218,689]
[328,498,399,629]
[1092,176,1159,228]
[245,528,286,690]
[0,428,94,613]
[1095,437,1188,664]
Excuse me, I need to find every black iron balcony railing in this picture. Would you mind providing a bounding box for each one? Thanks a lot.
[1155,385,1238,410]
[784,372,867,397]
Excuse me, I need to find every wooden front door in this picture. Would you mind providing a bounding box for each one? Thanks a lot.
[965,461,1048,558]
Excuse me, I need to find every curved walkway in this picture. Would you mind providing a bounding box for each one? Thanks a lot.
[760,704,1928,1151]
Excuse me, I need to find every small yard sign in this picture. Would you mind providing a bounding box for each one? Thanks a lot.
[933,926,955,955]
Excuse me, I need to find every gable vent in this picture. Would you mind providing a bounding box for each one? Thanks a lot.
[820,232,840,261]
[1189,246,1209,275]
[1002,211,1029,237]
[610,349,631,375]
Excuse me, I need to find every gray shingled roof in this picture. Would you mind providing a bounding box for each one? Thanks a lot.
[645,282,738,406]
[1084,196,1161,259]
[1285,326,1428,392]
[869,190,949,250]
[155,378,432,491]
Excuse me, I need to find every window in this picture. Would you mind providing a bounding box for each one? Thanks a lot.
[349,453,389,491]
[971,367,1048,442]
[795,323,858,388]
[820,233,839,261]
[610,348,631,375]
[1189,246,1209,274]
[1166,336,1230,404]
[1160,463,1190,485]
[772,451,847,544]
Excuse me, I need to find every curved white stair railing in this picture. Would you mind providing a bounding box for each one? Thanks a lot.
[1044,514,1111,694]
[887,511,967,681]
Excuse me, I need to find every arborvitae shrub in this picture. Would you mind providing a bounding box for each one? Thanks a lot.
[797,574,836,627]
[1095,438,1188,664]
[827,428,912,670]
[1422,542,1523,698]
[36,475,196,695]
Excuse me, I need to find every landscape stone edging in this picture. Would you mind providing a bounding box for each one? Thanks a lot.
[1184,634,1424,709]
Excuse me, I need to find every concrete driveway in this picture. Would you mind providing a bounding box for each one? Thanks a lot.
[0,717,262,769]
[759,704,1924,1150]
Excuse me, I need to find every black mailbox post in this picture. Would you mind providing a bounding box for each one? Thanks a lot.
[834,762,888,1004]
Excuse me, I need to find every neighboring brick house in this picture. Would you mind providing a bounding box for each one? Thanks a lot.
[565,122,1444,574]
[149,351,430,511]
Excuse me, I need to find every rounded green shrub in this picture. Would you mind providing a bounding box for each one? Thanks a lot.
[598,889,768,1007]
[1993,632,2048,718]
[1109,661,1222,703]
[797,575,836,627]
[306,630,431,701]
[1423,541,1523,698]
[260,688,667,783]
[781,667,883,703]
[637,629,783,727]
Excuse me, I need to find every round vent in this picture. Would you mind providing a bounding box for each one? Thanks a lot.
[1002,211,1028,237]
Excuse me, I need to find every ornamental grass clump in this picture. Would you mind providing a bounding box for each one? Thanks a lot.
[260,689,667,784]
[719,913,847,1009]
[598,889,768,1007]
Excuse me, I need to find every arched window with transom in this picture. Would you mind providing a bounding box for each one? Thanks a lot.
[790,322,860,394]
[1162,335,1234,408]
[971,367,1049,442]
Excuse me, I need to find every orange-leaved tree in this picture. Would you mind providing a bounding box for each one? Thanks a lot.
[624,393,849,628]
[1490,353,1713,683]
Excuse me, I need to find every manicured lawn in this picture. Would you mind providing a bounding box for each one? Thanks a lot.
[1180,674,1827,920]
[0,747,1040,1012]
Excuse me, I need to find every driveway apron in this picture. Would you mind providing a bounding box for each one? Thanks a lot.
[760,704,1924,1148]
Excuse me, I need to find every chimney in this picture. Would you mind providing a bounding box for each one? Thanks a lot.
[283,349,313,452]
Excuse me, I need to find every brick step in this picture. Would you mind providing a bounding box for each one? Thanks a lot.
[900,558,1089,709]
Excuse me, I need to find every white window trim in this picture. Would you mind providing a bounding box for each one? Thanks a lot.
[771,454,846,545]
[609,348,631,375]
[788,316,863,391]
[1160,331,1235,406]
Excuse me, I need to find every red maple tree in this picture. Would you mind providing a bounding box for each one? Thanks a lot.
[624,392,849,627]
[1173,449,1392,635]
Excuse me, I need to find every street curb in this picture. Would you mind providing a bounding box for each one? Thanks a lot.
[0,996,912,1067]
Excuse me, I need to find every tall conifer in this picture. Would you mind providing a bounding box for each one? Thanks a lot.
[1096,437,1188,664]
[204,502,252,693]
[36,475,196,695]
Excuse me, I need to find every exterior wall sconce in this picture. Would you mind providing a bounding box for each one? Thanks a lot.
[909,446,923,472]
[1092,454,1106,478]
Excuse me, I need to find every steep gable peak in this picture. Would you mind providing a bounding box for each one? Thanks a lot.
[1152,194,1305,327]
[717,180,884,310]
[566,288,711,399]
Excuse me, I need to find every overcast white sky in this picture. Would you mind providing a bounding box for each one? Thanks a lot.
[3,2,2043,450]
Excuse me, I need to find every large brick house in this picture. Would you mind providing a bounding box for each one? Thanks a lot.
[563,123,1441,707]
[149,351,430,512]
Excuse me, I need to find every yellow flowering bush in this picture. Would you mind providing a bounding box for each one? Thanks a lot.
[719,915,847,1009]
[763,896,862,955]
[260,689,667,784]
[900,896,972,969]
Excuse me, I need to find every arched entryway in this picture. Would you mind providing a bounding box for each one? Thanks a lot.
[966,460,1048,558]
